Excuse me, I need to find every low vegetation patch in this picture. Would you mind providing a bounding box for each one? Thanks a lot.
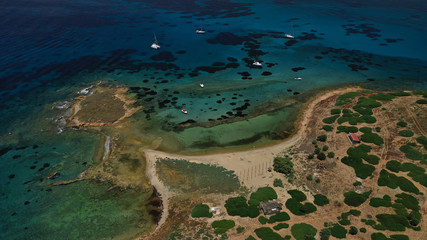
[254,227,283,240]
[344,190,372,207]
[330,224,347,239]
[399,143,424,161]
[361,132,384,146]
[224,196,259,218]
[416,136,427,150]
[341,144,376,179]
[337,125,358,133]
[156,158,240,193]
[359,127,372,133]
[267,212,291,224]
[385,160,427,187]
[416,99,427,104]
[331,108,341,115]
[370,195,392,208]
[191,204,213,218]
[273,223,289,230]
[323,115,339,124]
[336,92,361,106]
[291,223,317,240]
[398,130,414,137]
[378,170,420,194]
[211,220,235,234]
[273,178,284,188]
[369,93,396,101]
[285,190,317,216]
[396,121,407,127]
[317,135,327,142]
[313,194,329,206]
[249,187,278,206]
[273,157,294,175]
[322,125,333,132]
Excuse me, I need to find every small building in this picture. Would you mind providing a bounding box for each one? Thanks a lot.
[348,133,360,144]
[259,200,282,215]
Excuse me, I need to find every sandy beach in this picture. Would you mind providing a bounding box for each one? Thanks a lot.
[142,86,363,233]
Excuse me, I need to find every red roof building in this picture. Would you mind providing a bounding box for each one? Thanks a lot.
[348,133,360,144]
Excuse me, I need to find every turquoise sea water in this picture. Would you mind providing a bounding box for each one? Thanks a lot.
[1,0,426,239]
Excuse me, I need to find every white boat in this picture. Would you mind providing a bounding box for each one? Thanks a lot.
[181,109,188,114]
[196,21,206,34]
[150,33,160,49]
[294,77,302,80]
[200,83,204,88]
[253,61,262,66]
[285,34,295,39]
[285,25,295,39]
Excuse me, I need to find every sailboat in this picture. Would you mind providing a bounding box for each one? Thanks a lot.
[285,25,295,39]
[150,33,160,49]
[195,22,206,34]
[200,83,204,88]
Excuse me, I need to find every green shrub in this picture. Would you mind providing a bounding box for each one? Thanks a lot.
[236,227,244,234]
[291,223,317,240]
[336,92,361,106]
[307,154,314,159]
[360,227,366,233]
[322,145,329,151]
[317,152,326,160]
[398,130,414,137]
[369,195,392,207]
[359,127,372,133]
[399,144,424,161]
[344,190,372,207]
[249,187,278,206]
[317,135,327,142]
[330,224,347,238]
[322,125,333,132]
[306,174,313,181]
[375,127,381,132]
[349,209,361,216]
[361,133,384,146]
[341,144,376,179]
[314,194,329,206]
[273,157,294,175]
[273,223,289,230]
[390,235,409,240]
[353,181,362,186]
[416,136,427,150]
[331,109,341,115]
[370,93,396,101]
[273,178,284,188]
[212,220,235,234]
[416,99,427,104]
[315,178,321,183]
[254,227,283,240]
[323,115,339,124]
[287,190,306,202]
[397,121,407,127]
[378,170,420,194]
[320,228,331,240]
[327,152,335,158]
[407,210,421,226]
[285,199,316,216]
[390,91,411,96]
[191,204,213,218]
[246,236,256,240]
[363,154,380,165]
[386,160,401,172]
[395,193,420,211]
[258,216,268,224]
[224,196,259,218]
[375,214,410,231]
[337,126,358,133]
[268,212,290,223]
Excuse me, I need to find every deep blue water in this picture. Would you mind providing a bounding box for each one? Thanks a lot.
[1,0,426,239]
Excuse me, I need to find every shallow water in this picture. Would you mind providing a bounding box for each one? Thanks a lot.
[1,0,426,238]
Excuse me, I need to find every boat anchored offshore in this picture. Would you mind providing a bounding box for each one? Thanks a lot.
[150,33,160,49]
[181,109,188,114]
[196,21,206,34]
[294,77,302,80]
[200,83,204,88]
[285,25,295,39]
[253,61,262,66]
